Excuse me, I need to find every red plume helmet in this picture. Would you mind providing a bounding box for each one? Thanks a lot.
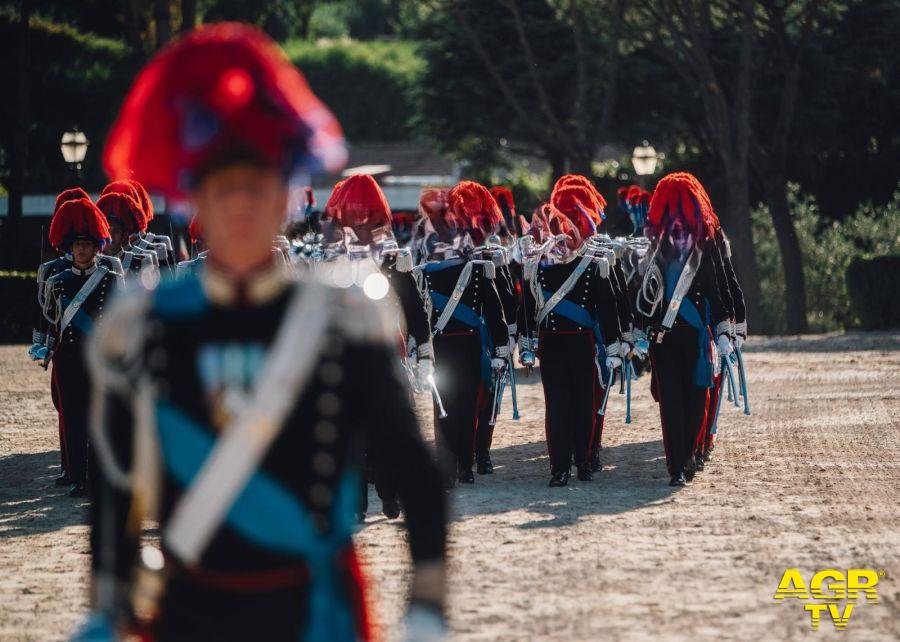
[616,186,629,206]
[490,186,516,217]
[101,179,156,222]
[103,22,346,198]
[326,174,392,230]
[551,185,598,241]
[54,188,90,215]
[448,181,502,245]
[552,174,607,220]
[648,172,719,240]
[97,192,147,234]
[48,198,111,251]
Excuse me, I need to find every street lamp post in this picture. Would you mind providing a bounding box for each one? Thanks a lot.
[60,127,89,183]
[631,141,659,188]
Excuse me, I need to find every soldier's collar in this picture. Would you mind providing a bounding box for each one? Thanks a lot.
[71,261,98,276]
[202,258,290,307]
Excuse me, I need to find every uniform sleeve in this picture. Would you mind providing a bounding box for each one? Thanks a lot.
[478,266,509,353]
[611,261,634,332]
[719,236,746,324]
[391,268,432,348]
[699,245,729,332]
[592,264,624,347]
[497,265,519,339]
[517,266,538,343]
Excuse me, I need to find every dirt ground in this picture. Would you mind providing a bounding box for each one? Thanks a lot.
[1,333,898,641]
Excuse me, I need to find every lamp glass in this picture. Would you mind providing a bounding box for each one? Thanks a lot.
[632,145,658,176]
[61,131,89,164]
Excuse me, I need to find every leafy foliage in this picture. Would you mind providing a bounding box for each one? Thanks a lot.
[752,184,900,332]
[284,38,425,142]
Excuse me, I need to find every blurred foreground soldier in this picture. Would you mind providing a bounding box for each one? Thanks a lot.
[635,173,730,486]
[43,198,122,497]
[520,205,621,487]
[325,174,433,519]
[79,23,447,642]
[97,190,161,289]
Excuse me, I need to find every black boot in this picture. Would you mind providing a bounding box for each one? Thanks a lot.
[588,455,603,473]
[55,473,71,487]
[475,453,493,475]
[381,495,401,519]
[668,472,688,487]
[457,468,475,484]
[576,466,593,482]
[549,470,570,487]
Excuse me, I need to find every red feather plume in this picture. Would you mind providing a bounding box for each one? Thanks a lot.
[48,198,111,251]
[448,181,502,237]
[54,188,90,215]
[648,172,719,239]
[97,192,147,234]
[326,174,392,229]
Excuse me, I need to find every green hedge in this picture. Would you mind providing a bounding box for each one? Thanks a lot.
[0,274,37,344]
[284,39,424,142]
[846,255,900,329]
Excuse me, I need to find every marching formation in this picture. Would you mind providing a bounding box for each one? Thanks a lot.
[23,21,752,642]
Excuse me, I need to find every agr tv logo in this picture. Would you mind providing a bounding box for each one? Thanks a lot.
[773,568,885,630]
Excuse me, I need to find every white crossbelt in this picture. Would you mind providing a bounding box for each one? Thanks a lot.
[60,266,109,333]
[431,261,474,336]
[164,282,331,565]
[661,247,703,331]
[535,246,597,326]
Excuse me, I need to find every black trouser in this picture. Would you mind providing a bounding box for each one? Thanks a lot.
[360,452,398,514]
[474,381,493,459]
[54,344,92,484]
[433,333,482,479]
[539,332,597,474]
[650,324,710,476]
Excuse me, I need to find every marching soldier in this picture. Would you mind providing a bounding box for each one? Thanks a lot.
[470,187,520,475]
[43,198,123,497]
[101,179,175,273]
[422,181,508,486]
[30,189,123,487]
[325,173,434,519]
[635,172,731,486]
[519,205,622,486]
[550,178,631,469]
[174,215,209,279]
[97,190,161,288]
[79,23,447,642]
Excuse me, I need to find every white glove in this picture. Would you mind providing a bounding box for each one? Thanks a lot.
[605,356,622,371]
[491,357,506,372]
[733,334,745,349]
[517,336,532,354]
[618,342,632,359]
[403,603,448,642]
[716,334,733,357]
[416,358,435,390]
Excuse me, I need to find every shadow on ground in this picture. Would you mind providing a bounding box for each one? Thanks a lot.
[0,451,88,538]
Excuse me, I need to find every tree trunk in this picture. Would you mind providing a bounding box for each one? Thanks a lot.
[761,171,808,334]
[721,161,768,333]
[155,0,171,50]
[181,0,197,33]
[3,0,30,269]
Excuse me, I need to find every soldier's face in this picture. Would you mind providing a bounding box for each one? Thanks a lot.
[108,220,125,252]
[71,239,98,267]
[193,163,288,275]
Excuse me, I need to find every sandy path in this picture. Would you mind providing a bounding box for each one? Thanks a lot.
[1,333,898,641]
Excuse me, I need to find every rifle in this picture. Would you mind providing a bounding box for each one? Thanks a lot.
[734,345,751,415]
